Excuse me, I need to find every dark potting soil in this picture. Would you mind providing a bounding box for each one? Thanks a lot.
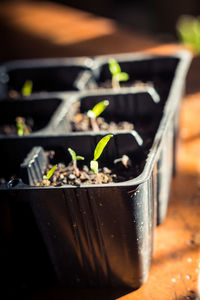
[71,112,134,132]
[70,81,154,132]
[0,124,19,136]
[99,80,153,89]
[37,152,134,186]
[8,90,20,99]
[70,101,134,132]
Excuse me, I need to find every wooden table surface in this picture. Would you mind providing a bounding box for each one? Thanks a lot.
[1,2,200,300]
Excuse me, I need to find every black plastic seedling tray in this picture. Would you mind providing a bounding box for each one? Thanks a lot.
[0,88,158,180]
[2,50,189,224]
[0,89,180,292]
[93,52,184,101]
[0,132,156,291]
[58,87,162,137]
[0,87,163,293]
[92,50,191,223]
[0,50,191,296]
[0,57,95,99]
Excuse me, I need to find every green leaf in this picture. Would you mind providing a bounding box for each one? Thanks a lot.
[16,117,26,136]
[93,134,113,161]
[87,100,109,119]
[90,160,98,175]
[108,58,121,76]
[16,122,24,136]
[115,72,129,82]
[68,148,84,161]
[76,155,85,160]
[46,165,57,180]
[68,148,77,161]
[21,80,33,96]
[177,15,200,54]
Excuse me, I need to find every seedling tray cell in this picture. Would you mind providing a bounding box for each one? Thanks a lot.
[62,88,162,137]
[0,57,95,99]
[94,54,180,103]
[0,51,192,295]
[10,132,156,289]
[0,97,63,136]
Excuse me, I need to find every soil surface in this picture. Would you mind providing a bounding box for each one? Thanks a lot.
[71,112,134,132]
[99,80,153,89]
[8,90,20,99]
[0,124,19,135]
[37,152,134,186]
[71,80,154,132]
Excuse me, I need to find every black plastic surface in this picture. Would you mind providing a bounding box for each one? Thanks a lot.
[0,97,62,135]
[0,51,191,294]
[18,133,156,288]
[94,56,179,104]
[64,89,162,136]
[0,58,95,98]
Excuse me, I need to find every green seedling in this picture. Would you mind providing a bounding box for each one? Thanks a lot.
[87,100,109,131]
[90,135,113,179]
[176,15,200,55]
[108,58,129,89]
[42,164,57,186]
[16,116,31,136]
[21,80,33,96]
[43,165,57,180]
[68,148,85,176]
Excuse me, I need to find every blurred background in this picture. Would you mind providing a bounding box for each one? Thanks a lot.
[0,2,200,300]
[0,0,200,62]
[53,0,200,36]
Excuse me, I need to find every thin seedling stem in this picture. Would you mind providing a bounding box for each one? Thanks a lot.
[90,118,100,132]
[112,77,120,89]
[73,160,80,177]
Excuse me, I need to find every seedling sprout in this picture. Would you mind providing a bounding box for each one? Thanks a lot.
[90,134,113,178]
[16,117,31,136]
[177,15,200,55]
[87,100,109,131]
[42,164,57,186]
[68,148,85,177]
[43,165,57,180]
[21,80,33,96]
[108,58,129,89]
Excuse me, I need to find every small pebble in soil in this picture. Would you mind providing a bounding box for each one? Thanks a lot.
[68,174,76,180]
[8,90,20,99]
